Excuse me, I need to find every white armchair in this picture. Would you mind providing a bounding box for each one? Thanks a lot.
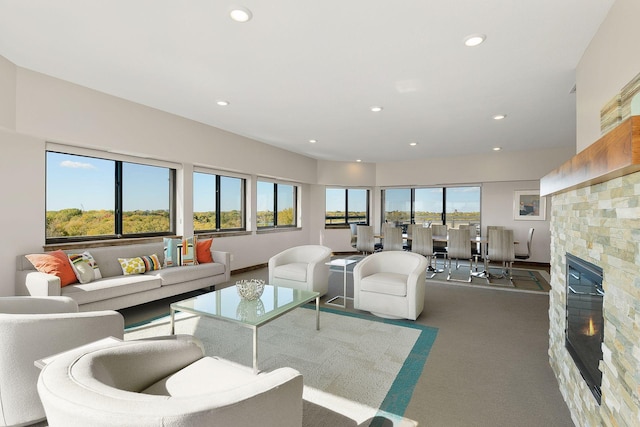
[0,296,124,427]
[37,338,303,427]
[268,245,332,296]
[353,251,428,320]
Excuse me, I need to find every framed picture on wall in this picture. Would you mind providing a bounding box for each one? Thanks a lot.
[514,190,546,220]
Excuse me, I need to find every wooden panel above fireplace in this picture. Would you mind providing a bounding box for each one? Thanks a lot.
[541,115,640,196]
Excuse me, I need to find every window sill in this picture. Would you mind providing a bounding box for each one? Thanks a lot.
[256,227,301,235]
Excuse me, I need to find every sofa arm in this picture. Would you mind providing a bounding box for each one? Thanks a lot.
[18,271,63,297]
[212,250,231,281]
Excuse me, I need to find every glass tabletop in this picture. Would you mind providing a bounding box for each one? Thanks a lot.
[171,284,318,327]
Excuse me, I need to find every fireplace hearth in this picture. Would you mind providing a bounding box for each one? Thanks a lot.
[565,253,604,404]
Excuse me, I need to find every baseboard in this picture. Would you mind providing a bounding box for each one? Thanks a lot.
[230,263,268,275]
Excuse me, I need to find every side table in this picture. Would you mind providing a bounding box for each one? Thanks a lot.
[325,258,358,308]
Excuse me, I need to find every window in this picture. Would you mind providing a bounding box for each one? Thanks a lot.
[193,172,245,232]
[382,186,480,231]
[257,180,298,228]
[325,188,369,226]
[46,151,175,242]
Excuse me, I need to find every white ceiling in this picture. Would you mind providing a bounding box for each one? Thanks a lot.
[0,0,614,163]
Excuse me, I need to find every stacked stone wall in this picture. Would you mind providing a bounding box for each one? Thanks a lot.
[549,171,640,426]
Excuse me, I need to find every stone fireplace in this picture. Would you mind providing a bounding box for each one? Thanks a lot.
[542,116,640,426]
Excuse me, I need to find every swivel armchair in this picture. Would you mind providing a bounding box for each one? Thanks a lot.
[38,339,303,427]
[0,296,123,427]
[268,245,332,296]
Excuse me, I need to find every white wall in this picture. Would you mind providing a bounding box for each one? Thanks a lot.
[576,0,640,152]
[0,58,569,296]
[0,66,322,296]
[0,55,16,130]
[318,153,562,263]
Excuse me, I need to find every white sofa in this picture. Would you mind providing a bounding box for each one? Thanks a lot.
[16,241,231,312]
[0,296,124,427]
[268,245,332,296]
[37,338,303,427]
[353,251,428,320]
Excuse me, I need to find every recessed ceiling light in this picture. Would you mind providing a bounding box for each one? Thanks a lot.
[409,142,417,146]
[216,100,229,106]
[493,147,502,151]
[356,159,362,162]
[370,106,383,112]
[229,6,252,22]
[309,139,317,144]
[492,114,506,120]
[464,34,486,47]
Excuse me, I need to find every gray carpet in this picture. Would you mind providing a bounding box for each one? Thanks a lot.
[125,308,431,426]
[114,259,572,427]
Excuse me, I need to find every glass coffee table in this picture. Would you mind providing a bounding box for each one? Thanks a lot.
[170,284,320,373]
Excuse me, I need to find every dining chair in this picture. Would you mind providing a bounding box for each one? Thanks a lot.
[404,224,417,250]
[411,226,438,277]
[486,228,515,285]
[446,228,473,282]
[459,224,480,272]
[515,227,535,261]
[356,225,375,255]
[349,223,358,249]
[431,224,448,261]
[383,226,404,251]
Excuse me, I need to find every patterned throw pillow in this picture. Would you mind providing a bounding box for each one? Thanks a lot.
[141,254,161,271]
[73,260,95,284]
[163,238,180,268]
[118,257,146,275]
[68,251,103,280]
[164,236,198,267]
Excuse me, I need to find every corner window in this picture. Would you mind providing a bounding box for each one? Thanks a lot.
[257,180,298,228]
[382,186,480,230]
[46,151,175,242]
[325,188,369,227]
[193,171,245,232]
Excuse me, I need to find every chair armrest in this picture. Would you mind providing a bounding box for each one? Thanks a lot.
[0,296,78,314]
[21,271,62,297]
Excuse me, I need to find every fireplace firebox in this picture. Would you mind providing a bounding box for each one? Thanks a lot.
[565,253,604,404]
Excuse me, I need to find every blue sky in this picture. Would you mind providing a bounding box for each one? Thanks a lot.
[48,152,479,213]
[46,152,169,211]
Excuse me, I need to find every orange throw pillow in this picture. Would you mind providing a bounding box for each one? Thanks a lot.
[196,238,214,264]
[26,250,77,287]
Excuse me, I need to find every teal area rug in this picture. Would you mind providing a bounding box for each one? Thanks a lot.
[125,305,438,427]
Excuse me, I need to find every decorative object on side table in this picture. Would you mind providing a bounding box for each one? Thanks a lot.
[236,279,265,301]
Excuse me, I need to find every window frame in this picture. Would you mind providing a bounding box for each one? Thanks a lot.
[45,150,176,244]
[325,187,370,228]
[257,179,299,229]
[381,185,481,231]
[193,170,246,233]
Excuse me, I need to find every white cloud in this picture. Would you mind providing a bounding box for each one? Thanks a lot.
[60,160,96,169]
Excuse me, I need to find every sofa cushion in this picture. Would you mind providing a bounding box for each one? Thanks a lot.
[26,250,77,287]
[61,275,162,305]
[360,272,408,297]
[142,357,256,397]
[272,263,307,283]
[148,263,225,286]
